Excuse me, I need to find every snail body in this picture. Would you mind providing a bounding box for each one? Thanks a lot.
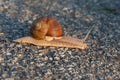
[30,17,63,40]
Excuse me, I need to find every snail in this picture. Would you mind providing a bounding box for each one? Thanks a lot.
[30,17,63,41]
[14,16,94,49]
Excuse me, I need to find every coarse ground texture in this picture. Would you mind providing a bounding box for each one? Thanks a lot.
[0,0,120,80]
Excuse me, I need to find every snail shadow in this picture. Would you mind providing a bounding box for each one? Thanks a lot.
[0,13,31,41]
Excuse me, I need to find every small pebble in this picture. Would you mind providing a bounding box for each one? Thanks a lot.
[6,53,12,56]
[0,57,4,63]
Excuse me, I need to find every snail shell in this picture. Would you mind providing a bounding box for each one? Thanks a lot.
[30,17,63,40]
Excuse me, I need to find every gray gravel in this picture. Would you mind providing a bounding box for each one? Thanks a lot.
[0,0,120,80]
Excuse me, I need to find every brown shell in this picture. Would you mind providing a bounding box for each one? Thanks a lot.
[46,17,63,37]
[30,17,63,40]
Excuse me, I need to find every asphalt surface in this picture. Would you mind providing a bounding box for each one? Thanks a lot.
[0,0,120,80]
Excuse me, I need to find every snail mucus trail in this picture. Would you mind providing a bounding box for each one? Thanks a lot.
[30,17,63,41]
